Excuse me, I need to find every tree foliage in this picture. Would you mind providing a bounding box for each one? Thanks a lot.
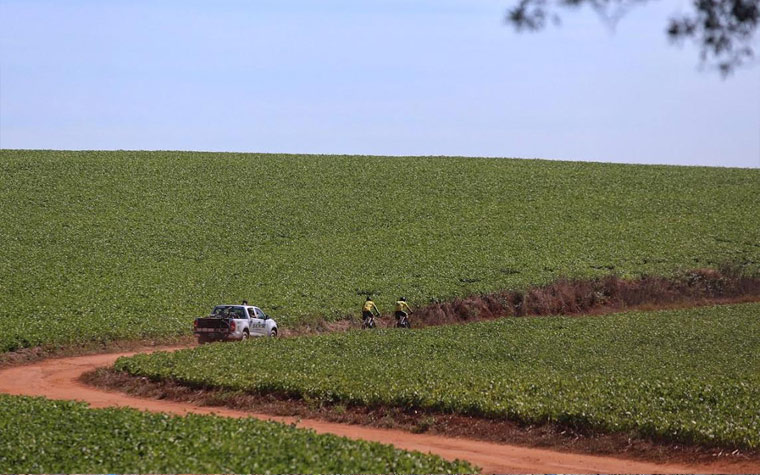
[507,0,760,74]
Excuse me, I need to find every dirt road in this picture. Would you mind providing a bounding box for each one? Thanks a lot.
[0,348,756,474]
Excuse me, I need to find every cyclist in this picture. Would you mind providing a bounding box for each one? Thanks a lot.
[362,296,380,327]
[394,297,412,327]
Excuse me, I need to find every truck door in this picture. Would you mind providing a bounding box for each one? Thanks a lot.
[250,307,266,335]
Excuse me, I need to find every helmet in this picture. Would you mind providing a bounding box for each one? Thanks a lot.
[400,297,406,302]
[366,296,371,301]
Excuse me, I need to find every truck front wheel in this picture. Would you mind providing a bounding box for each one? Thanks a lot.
[270,328,278,337]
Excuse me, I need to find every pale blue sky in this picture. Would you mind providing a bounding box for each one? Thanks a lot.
[1,0,759,167]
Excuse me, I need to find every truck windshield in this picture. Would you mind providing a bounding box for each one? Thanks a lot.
[211,306,246,318]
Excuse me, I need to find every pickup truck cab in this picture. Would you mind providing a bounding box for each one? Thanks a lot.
[193,304,278,343]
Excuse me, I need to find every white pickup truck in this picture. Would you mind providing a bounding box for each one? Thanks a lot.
[193,304,278,343]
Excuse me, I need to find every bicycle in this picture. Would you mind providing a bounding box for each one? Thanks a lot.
[396,311,412,328]
[362,313,379,329]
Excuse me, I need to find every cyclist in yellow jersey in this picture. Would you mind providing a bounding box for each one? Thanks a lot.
[394,297,412,326]
[362,296,380,326]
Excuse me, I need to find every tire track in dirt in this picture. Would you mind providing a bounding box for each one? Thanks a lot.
[2,347,758,474]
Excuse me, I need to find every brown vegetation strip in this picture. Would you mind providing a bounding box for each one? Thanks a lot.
[4,268,760,355]
[399,267,760,327]
[84,367,760,472]
[290,267,760,333]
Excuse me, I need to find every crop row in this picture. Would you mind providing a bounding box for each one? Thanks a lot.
[2,150,759,351]
[116,303,760,449]
[0,394,474,473]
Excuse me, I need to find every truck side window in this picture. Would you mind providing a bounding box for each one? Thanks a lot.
[254,308,264,319]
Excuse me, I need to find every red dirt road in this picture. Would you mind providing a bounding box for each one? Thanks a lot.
[0,348,756,474]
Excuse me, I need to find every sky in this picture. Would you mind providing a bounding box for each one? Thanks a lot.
[1,0,759,168]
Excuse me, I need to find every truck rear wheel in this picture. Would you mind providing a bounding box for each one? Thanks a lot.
[241,329,249,341]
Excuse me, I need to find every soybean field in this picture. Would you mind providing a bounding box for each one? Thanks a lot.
[0,394,473,473]
[1,150,759,351]
[116,303,760,449]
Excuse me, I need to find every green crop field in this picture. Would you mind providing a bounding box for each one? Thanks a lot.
[116,303,760,449]
[1,150,759,351]
[0,394,474,473]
